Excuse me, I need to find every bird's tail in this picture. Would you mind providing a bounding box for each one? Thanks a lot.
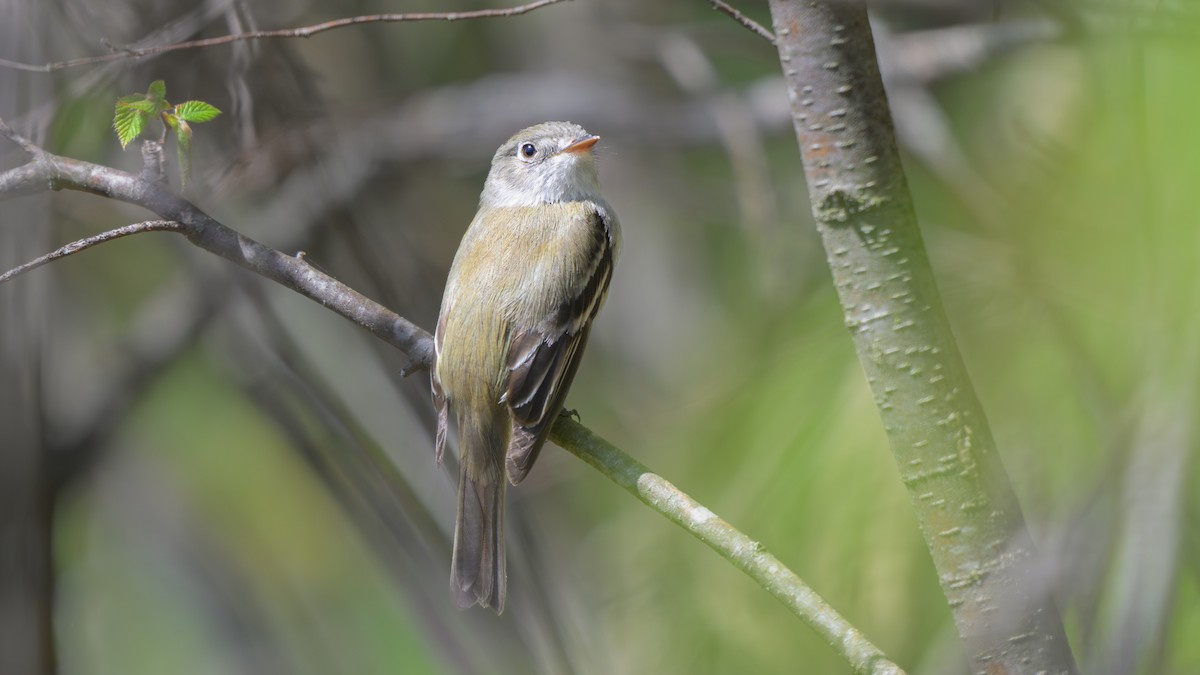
[451,414,507,613]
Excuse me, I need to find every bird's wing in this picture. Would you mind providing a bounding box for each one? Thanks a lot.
[503,208,616,485]
[432,311,449,465]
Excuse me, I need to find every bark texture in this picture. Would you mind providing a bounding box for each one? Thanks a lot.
[766,2,1079,673]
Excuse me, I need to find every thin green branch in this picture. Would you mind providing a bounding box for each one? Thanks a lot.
[550,419,905,675]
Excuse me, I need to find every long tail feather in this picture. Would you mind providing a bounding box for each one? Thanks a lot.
[451,415,507,613]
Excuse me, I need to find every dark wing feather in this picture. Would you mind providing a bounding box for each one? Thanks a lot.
[504,209,615,485]
[432,311,449,465]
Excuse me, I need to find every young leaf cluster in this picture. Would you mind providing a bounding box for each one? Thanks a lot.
[112,80,221,188]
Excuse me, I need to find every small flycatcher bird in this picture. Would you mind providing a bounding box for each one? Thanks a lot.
[432,121,621,613]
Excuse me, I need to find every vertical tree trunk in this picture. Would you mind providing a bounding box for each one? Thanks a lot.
[0,199,55,675]
[766,1,1079,673]
[1,2,56,668]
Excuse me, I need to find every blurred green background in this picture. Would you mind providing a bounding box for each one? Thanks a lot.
[2,0,1198,673]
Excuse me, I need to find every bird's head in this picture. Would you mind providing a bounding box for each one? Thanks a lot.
[480,121,602,208]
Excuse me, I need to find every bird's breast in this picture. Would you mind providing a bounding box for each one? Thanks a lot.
[436,201,608,399]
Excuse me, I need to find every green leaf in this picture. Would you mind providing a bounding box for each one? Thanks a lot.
[113,103,147,149]
[175,120,193,190]
[147,79,166,102]
[117,94,158,113]
[174,100,221,124]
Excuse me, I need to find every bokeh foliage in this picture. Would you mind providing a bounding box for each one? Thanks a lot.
[1,0,1196,673]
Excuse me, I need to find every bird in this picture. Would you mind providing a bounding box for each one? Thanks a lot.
[431,121,621,613]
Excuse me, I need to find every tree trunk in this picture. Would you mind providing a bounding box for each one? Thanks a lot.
[766,1,1079,672]
[0,196,55,675]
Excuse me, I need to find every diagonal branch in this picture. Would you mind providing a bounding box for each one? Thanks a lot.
[0,118,906,673]
[0,0,570,72]
[552,419,904,675]
[709,0,777,44]
[0,118,434,369]
[0,220,181,284]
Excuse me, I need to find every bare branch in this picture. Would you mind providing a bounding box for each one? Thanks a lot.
[709,0,776,44]
[0,119,435,370]
[0,118,44,156]
[0,0,570,72]
[0,220,180,284]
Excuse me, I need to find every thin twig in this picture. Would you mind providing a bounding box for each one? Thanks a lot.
[0,220,181,284]
[0,0,570,72]
[0,118,44,156]
[709,0,776,44]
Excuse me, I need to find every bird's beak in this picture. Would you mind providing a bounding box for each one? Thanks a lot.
[561,135,600,154]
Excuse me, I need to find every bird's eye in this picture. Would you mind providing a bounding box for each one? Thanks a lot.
[519,143,537,159]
